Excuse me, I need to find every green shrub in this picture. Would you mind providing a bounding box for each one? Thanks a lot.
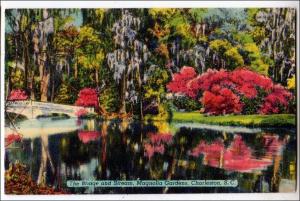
[173,95,201,112]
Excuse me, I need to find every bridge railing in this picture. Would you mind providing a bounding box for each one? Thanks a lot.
[6,100,95,115]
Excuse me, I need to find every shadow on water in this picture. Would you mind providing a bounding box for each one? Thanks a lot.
[4,117,297,194]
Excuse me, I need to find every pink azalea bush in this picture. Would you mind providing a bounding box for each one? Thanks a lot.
[167,67,292,115]
[7,89,28,101]
[75,88,99,110]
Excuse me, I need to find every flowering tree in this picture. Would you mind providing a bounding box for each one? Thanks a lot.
[75,88,99,110]
[167,67,292,115]
[106,10,150,114]
[7,89,28,101]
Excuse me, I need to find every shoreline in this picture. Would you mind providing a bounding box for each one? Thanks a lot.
[172,112,296,128]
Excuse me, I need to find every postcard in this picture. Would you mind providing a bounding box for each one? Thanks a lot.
[1,1,299,200]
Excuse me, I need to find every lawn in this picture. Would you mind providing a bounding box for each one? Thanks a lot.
[172,112,296,127]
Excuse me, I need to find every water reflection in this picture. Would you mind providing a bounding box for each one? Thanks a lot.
[4,118,297,194]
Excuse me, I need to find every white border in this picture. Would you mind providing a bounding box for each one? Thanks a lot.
[1,1,299,200]
[1,0,300,8]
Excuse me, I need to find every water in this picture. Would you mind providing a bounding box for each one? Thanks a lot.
[5,117,297,194]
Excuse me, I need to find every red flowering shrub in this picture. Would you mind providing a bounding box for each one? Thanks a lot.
[7,89,28,101]
[202,89,243,115]
[166,66,197,95]
[259,84,292,114]
[167,67,292,115]
[75,88,99,110]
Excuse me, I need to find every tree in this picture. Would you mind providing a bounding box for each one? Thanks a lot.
[76,26,104,87]
[107,9,150,115]
[249,8,296,83]
[143,65,171,120]
[32,9,54,102]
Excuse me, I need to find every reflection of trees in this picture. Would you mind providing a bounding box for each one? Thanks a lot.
[98,121,108,179]
[263,134,290,191]
[104,120,130,180]
[37,134,54,185]
[60,131,100,166]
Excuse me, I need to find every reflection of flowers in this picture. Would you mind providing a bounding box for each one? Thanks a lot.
[5,133,22,147]
[76,119,82,126]
[144,143,165,159]
[78,131,101,144]
[148,132,173,145]
[144,133,173,159]
[75,108,88,117]
[189,135,277,173]
[262,134,287,157]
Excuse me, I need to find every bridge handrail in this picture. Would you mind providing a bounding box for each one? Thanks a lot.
[6,100,94,110]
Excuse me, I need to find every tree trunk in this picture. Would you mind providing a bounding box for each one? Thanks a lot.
[40,40,49,102]
[95,68,99,88]
[23,34,28,91]
[29,72,35,100]
[41,73,50,102]
[119,72,127,114]
[74,57,78,79]
[50,65,55,102]
[6,67,12,100]
[136,65,143,120]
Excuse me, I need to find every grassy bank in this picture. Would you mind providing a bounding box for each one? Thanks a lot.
[172,112,296,127]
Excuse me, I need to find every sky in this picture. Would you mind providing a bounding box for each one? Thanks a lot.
[5,9,83,33]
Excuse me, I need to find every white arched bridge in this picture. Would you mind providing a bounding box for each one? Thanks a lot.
[6,100,94,119]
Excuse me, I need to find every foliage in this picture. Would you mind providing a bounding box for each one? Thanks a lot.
[5,162,68,194]
[149,8,177,20]
[172,95,201,112]
[54,83,74,104]
[76,26,104,79]
[287,75,295,90]
[99,86,119,113]
[143,66,171,120]
[7,62,24,89]
[242,42,269,75]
